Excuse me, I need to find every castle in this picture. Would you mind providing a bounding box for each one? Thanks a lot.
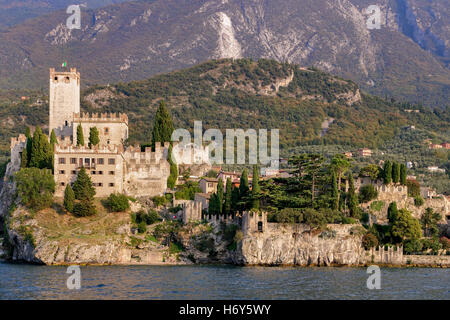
[14,68,172,198]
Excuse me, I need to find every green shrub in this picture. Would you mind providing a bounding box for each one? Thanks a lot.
[105,193,130,212]
[362,233,378,250]
[15,168,55,211]
[169,241,183,254]
[152,195,168,207]
[72,200,97,217]
[146,210,161,225]
[414,196,424,207]
[64,185,75,213]
[404,239,423,254]
[137,221,147,234]
[359,184,378,203]
[439,237,450,250]
[370,200,384,212]
[274,208,303,223]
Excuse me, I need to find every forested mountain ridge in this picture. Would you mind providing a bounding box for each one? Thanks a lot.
[0,0,448,107]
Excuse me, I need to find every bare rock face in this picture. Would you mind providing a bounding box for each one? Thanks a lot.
[234,224,365,266]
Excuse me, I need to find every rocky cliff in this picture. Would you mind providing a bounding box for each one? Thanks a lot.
[235,224,365,266]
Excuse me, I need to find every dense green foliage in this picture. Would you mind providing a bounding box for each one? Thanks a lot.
[151,101,174,149]
[72,167,96,201]
[76,124,84,147]
[88,127,100,148]
[359,185,378,203]
[105,193,130,212]
[14,168,55,211]
[63,184,75,213]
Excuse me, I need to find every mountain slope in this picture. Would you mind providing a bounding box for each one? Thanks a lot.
[0,59,448,164]
[0,0,448,107]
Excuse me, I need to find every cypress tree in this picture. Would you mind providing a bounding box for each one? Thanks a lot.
[29,127,52,169]
[50,129,57,145]
[25,127,32,165]
[239,168,250,211]
[331,171,339,210]
[251,165,260,210]
[217,178,224,215]
[72,167,96,201]
[383,160,392,184]
[76,124,84,146]
[167,143,178,189]
[88,127,100,148]
[387,202,399,224]
[400,164,407,185]
[224,178,232,215]
[231,186,240,214]
[64,184,75,213]
[347,173,359,218]
[209,193,219,216]
[392,162,400,184]
[151,101,174,149]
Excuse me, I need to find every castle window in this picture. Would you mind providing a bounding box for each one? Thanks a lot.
[98,183,103,187]
[109,183,114,187]
[64,77,70,83]
[71,170,76,174]
[91,171,96,175]
[59,170,65,174]
[107,140,110,144]
[108,158,115,165]
[54,76,58,81]
[59,158,66,164]
[98,171,103,175]
[105,128,109,135]
[60,182,65,186]
[65,120,68,127]
[257,221,263,232]
[85,158,90,166]
[70,158,77,164]
[109,171,115,175]
[98,158,104,165]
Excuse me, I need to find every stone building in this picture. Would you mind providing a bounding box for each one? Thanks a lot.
[47,67,170,198]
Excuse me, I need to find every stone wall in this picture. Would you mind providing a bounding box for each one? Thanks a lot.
[235,223,365,266]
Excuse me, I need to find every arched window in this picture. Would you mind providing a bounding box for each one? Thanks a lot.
[257,221,263,232]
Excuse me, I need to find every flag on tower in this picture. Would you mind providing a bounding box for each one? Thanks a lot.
[61,61,67,68]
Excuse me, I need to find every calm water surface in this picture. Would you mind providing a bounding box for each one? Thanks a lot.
[0,262,448,299]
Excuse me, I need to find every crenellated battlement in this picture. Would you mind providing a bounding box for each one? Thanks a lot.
[10,134,27,151]
[123,142,170,164]
[55,143,123,154]
[73,112,128,125]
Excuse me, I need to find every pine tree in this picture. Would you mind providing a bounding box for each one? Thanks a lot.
[88,127,100,148]
[330,154,351,207]
[383,160,392,184]
[331,171,339,210]
[64,184,75,213]
[50,129,57,145]
[76,124,84,146]
[224,178,232,215]
[151,101,174,149]
[400,164,407,185]
[239,168,250,211]
[251,165,260,210]
[72,167,96,201]
[347,172,359,218]
[392,162,400,184]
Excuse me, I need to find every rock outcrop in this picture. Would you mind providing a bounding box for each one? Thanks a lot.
[235,224,365,266]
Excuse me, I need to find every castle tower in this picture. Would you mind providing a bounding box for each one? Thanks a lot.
[49,68,80,138]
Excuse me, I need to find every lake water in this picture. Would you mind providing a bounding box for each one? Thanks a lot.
[0,262,448,299]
